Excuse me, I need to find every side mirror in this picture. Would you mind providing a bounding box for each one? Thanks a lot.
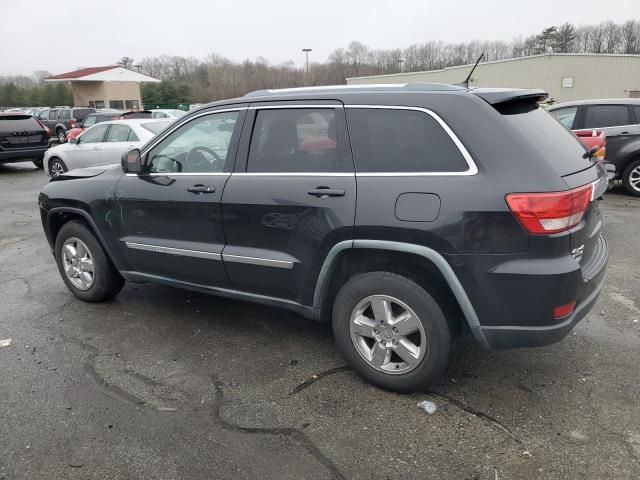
[69,137,78,145]
[122,148,142,174]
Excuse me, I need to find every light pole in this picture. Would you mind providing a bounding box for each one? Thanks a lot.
[302,48,312,75]
[396,59,404,73]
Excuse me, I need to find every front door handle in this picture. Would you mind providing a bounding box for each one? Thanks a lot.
[187,184,216,194]
[308,186,345,198]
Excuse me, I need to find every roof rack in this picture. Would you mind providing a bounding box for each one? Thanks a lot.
[243,83,466,98]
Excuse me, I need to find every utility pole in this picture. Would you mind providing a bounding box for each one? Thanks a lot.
[302,48,312,75]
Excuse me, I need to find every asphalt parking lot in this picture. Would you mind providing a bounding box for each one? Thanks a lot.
[1,162,639,480]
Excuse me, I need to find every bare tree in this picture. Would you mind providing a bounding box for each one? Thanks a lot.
[117,56,135,69]
[621,20,640,54]
[553,23,577,53]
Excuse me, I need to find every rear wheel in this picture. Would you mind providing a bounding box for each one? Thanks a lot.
[49,157,67,177]
[56,128,66,143]
[332,272,451,392]
[54,221,124,302]
[622,159,640,197]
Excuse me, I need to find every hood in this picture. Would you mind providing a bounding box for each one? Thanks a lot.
[50,163,120,181]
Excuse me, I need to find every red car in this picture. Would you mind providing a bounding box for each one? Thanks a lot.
[64,111,153,141]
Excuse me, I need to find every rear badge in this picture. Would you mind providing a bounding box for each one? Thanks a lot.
[572,244,585,263]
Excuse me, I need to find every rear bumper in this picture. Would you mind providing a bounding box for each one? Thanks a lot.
[456,234,608,349]
[0,146,48,163]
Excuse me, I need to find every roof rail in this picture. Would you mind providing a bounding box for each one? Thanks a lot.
[244,83,466,98]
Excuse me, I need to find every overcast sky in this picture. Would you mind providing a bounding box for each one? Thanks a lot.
[1,0,638,76]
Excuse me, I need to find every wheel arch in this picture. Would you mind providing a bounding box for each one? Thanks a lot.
[313,240,489,348]
[47,207,122,271]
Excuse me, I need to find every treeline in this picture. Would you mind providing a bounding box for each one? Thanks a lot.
[0,70,72,108]
[1,19,638,107]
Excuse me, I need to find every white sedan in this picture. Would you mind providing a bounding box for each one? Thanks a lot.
[150,109,186,120]
[44,119,171,177]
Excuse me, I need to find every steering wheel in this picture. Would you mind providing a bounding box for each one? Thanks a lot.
[185,146,223,171]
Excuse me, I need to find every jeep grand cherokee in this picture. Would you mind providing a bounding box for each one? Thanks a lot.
[38,84,609,392]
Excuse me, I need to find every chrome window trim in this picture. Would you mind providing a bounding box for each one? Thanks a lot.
[222,254,294,269]
[124,242,222,261]
[343,104,478,176]
[232,172,353,177]
[248,104,342,109]
[126,172,230,177]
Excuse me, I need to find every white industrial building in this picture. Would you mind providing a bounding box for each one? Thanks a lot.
[346,53,640,102]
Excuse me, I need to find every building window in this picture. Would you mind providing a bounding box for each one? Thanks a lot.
[109,100,125,110]
[125,100,139,110]
[89,101,95,108]
[94,100,105,109]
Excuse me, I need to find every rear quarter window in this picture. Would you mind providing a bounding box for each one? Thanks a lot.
[346,108,469,173]
[498,103,590,176]
[0,116,42,133]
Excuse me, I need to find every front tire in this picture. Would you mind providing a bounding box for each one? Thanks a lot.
[332,272,451,392]
[33,158,43,169]
[55,221,124,302]
[622,159,640,197]
[49,157,67,177]
[56,128,66,143]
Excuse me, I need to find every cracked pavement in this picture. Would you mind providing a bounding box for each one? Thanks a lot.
[1,162,640,479]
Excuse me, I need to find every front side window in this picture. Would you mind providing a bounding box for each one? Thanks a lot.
[549,107,578,129]
[247,108,345,173]
[147,111,239,173]
[106,125,137,142]
[583,105,631,128]
[109,100,125,110]
[78,124,109,144]
[346,108,468,173]
[38,110,49,120]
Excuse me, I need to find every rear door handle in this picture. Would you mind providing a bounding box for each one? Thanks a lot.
[187,184,216,194]
[308,186,345,198]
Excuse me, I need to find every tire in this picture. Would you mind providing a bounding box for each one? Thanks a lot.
[56,128,66,143]
[332,272,451,392]
[49,157,67,177]
[54,220,124,302]
[622,158,640,197]
[32,158,43,169]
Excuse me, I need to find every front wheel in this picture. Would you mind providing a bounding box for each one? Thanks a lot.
[55,221,124,302]
[49,157,67,177]
[56,129,66,143]
[33,158,43,169]
[332,272,451,392]
[622,159,640,197]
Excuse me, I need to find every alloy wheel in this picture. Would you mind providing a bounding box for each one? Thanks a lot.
[50,161,65,177]
[62,237,95,290]
[629,165,640,193]
[349,295,426,374]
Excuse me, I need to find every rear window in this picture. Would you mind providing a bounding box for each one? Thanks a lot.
[141,121,171,135]
[73,108,94,121]
[347,108,469,173]
[0,115,42,133]
[499,103,590,175]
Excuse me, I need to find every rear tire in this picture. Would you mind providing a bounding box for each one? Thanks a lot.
[56,128,66,143]
[622,159,640,197]
[49,157,67,177]
[55,221,124,302]
[332,271,451,392]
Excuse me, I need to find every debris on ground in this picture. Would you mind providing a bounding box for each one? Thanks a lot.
[417,400,437,415]
[0,338,11,347]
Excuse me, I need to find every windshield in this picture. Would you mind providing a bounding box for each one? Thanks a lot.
[142,121,171,135]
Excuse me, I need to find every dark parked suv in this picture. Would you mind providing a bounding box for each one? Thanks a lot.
[38,84,609,392]
[0,113,51,168]
[549,99,640,196]
[38,107,95,143]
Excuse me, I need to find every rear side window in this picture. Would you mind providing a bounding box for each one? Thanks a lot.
[499,103,590,175]
[583,105,631,128]
[248,108,348,173]
[549,107,577,129]
[58,110,70,120]
[73,108,94,121]
[0,116,42,133]
[106,125,136,142]
[347,108,468,173]
[78,124,109,144]
[49,110,59,120]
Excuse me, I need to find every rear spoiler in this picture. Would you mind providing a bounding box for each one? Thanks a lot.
[471,88,548,105]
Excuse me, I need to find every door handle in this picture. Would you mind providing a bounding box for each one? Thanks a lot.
[187,184,216,194]
[91,146,100,151]
[308,186,345,198]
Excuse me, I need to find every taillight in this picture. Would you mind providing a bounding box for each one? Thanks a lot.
[505,183,593,234]
[69,120,76,128]
[553,300,576,319]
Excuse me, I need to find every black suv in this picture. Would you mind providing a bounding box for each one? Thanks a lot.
[38,107,95,143]
[38,84,609,392]
[549,99,640,196]
[0,113,51,168]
